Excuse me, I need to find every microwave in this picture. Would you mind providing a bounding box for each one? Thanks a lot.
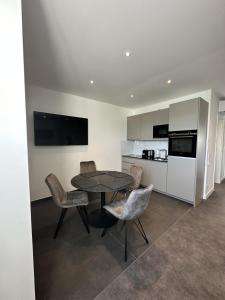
[153,124,168,138]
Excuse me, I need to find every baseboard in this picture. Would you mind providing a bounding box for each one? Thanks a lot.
[203,187,215,200]
[31,196,52,204]
[220,176,225,183]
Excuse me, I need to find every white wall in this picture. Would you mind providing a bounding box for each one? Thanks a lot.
[204,90,219,196]
[215,118,225,183]
[132,89,219,199]
[0,1,35,299]
[26,85,131,201]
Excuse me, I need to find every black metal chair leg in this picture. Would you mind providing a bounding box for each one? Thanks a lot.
[83,206,89,220]
[77,207,90,234]
[124,221,127,262]
[101,228,107,237]
[135,218,149,244]
[54,208,67,239]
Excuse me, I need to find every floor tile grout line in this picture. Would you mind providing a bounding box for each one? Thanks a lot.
[94,206,193,300]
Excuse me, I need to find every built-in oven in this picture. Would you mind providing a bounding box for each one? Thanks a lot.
[168,130,197,158]
[153,124,168,138]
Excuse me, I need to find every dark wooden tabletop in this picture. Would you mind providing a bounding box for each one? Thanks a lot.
[71,171,134,193]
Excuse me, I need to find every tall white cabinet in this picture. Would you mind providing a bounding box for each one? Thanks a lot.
[167,98,208,206]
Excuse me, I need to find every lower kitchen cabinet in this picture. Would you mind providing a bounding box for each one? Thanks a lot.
[142,160,167,192]
[121,156,167,193]
[167,156,196,203]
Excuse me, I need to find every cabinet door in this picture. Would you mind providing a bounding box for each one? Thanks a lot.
[167,156,196,203]
[169,99,199,131]
[127,115,141,140]
[141,112,153,140]
[153,109,169,125]
[142,161,167,192]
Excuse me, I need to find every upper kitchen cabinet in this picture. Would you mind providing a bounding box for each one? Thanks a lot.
[141,112,153,140]
[127,108,169,140]
[127,115,142,140]
[169,99,199,131]
[152,109,169,125]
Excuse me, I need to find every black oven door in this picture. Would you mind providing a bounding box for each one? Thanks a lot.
[168,131,197,158]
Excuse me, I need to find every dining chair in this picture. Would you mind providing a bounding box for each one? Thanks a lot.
[111,165,143,202]
[80,160,100,203]
[45,173,90,238]
[103,184,153,261]
[80,160,96,173]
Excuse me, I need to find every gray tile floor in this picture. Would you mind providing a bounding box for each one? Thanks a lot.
[96,183,225,300]
[32,191,190,299]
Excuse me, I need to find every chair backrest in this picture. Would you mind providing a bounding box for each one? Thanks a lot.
[123,185,153,220]
[45,173,67,207]
[130,165,143,190]
[80,161,96,174]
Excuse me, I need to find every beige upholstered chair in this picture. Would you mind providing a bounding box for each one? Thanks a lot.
[45,173,90,238]
[129,165,143,190]
[103,184,153,261]
[80,161,96,174]
[111,165,143,202]
[80,161,100,203]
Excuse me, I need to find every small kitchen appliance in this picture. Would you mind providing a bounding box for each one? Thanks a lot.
[142,149,155,160]
[159,149,167,160]
[154,149,160,159]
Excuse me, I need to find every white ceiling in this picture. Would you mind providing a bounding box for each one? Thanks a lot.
[22,0,225,108]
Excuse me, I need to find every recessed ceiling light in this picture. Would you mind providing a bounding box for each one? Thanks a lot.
[90,80,94,84]
[130,94,134,99]
[167,79,172,84]
[125,51,131,57]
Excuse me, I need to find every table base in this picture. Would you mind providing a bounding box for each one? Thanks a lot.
[88,209,118,228]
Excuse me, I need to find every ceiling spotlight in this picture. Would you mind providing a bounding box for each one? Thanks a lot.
[167,79,172,84]
[90,80,94,84]
[130,94,134,99]
[125,51,131,57]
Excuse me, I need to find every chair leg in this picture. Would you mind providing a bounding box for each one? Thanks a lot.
[124,221,128,262]
[83,206,88,220]
[54,208,67,239]
[110,191,118,203]
[101,228,107,237]
[77,207,90,234]
[134,218,149,244]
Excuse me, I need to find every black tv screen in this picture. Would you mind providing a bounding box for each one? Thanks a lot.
[33,111,88,146]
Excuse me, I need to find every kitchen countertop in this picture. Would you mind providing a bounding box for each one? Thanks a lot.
[122,154,168,163]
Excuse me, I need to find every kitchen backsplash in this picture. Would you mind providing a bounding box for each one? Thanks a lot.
[122,140,168,155]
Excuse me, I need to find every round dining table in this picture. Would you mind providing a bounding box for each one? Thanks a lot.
[71,171,134,228]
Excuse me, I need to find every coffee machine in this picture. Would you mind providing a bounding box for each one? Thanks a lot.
[142,149,155,160]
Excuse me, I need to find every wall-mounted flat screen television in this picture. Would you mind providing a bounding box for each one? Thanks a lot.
[33,111,88,146]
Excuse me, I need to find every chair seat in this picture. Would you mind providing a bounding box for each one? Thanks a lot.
[104,199,127,220]
[61,190,88,208]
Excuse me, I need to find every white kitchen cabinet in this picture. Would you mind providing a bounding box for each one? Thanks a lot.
[152,109,169,126]
[167,156,196,203]
[141,112,153,140]
[143,160,167,192]
[127,109,169,140]
[121,156,167,193]
[169,99,199,131]
[127,115,142,140]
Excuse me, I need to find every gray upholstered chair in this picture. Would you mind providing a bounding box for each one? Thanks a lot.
[103,184,153,261]
[80,160,96,174]
[111,165,143,202]
[45,173,90,238]
[80,160,100,203]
